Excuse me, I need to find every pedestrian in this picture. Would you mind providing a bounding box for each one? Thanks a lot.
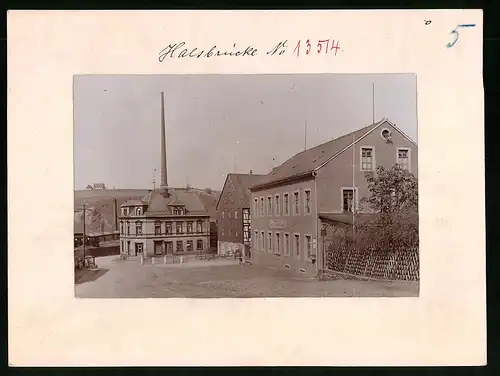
[237,249,243,266]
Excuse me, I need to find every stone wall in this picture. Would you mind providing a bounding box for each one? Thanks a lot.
[325,246,419,281]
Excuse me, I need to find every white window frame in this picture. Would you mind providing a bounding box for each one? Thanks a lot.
[222,211,225,219]
[294,233,301,259]
[304,234,313,258]
[275,194,281,216]
[260,231,265,251]
[221,228,225,236]
[283,192,290,216]
[253,198,258,217]
[260,197,265,217]
[396,147,412,172]
[267,231,273,253]
[267,196,273,217]
[303,189,312,215]
[234,210,238,219]
[275,231,281,255]
[292,191,300,216]
[284,232,291,257]
[254,230,259,251]
[135,207,143,216]
[340,187,359,213]
[360,145,376,172]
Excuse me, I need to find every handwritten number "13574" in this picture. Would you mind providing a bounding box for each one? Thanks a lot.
[293,39,340,57]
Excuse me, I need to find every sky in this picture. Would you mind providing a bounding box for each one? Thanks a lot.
[74,74,417,191]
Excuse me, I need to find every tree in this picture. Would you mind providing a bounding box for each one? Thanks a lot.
[358,165,419,249]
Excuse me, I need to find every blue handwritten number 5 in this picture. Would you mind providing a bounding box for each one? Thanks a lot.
[446,24,476,48]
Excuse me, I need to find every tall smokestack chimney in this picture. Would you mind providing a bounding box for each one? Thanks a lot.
[160,92,169,197]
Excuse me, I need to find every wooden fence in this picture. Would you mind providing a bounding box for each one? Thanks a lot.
[324,246,419,281]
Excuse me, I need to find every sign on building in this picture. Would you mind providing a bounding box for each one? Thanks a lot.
[269,219,286,229]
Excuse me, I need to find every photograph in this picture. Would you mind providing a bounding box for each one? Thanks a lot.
[74,73,419,298]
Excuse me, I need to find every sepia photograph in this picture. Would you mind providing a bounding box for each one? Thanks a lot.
[74,73,419,298]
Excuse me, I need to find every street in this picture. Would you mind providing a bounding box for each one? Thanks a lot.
[75,256,419,298]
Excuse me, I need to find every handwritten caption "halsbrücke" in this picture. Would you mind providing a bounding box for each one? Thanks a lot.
[158,40,342,62]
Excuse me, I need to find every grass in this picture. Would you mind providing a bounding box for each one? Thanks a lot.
[75,256,419,298]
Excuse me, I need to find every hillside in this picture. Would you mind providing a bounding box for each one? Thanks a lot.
[74,188,220,234]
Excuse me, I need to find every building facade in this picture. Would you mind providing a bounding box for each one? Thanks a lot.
[249,118,418,276]
[216,173,265,257]
[118,92,211,257]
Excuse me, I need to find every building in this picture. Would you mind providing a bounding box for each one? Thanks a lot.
[118,92,211,257]
[249,118,418,276]
[215,172,265,257]
[92,183,106,190]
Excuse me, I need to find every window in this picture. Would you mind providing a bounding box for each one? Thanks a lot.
[176,241,183,252]
[187,240,193,252]
[176,222,183,234]
[136,221,143,235]
[254,198,258,217]
[187,221,193,234]
[283,193,289,215]
[304,190,311,214]
[342,189,356,213]
[260,231,265,251]
[284,233,290,256]
[293,192,300,215]
[267,232,272,252]
[236,230,239,238]
[165,222,172,235]
[294,234,300,257]
[275,232,281,255]
[197,239,203,250]
[234,210,238,219]
[361,147,374,171]
[305,235,312,257]
[254,231,258,250]
[229,228,232,237]
[222,211,225,219]
[127,241,130,252]
[397,148,410,170]
[267,196,272,217]
[221,228,225,236]
[126,221,130,235]
[155,221,161,235]
[260,197,265,217]
[120,221,123,234]
[135,207,142,216]
[121,241,124,252]
[196,221,202,233]
[123,208,129,216]
[229,211,232,219]
[275,194,281,216]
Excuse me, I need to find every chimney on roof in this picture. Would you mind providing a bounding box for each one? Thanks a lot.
[160,92,170,198]
[249,170,253,175]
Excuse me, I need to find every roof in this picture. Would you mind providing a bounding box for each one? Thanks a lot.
[318,213,379,225]
[143,188,210,216]
[216,173,266,210]
[93,183,106,189]
[120,199,144,207]
[250,118,417,191]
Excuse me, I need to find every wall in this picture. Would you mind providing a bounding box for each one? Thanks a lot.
[316,122,418,214]
[119,216,210,256]
[250,177,318,275]
[217,175,248,244]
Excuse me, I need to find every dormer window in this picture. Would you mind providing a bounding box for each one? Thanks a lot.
[123,208,129,216]
[135,207,142,216]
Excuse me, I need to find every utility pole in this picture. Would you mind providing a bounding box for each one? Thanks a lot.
[75,201,89,265]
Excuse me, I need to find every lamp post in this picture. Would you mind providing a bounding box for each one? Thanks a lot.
[75,201,89,266]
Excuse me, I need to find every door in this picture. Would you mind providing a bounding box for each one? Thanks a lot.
[154,241,163,255]
[166,241,173,255]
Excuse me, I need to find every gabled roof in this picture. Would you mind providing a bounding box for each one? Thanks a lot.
[250,118,417,191]
[120,199,144,207]
[215,173,266,210]
[144,189,209,215]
